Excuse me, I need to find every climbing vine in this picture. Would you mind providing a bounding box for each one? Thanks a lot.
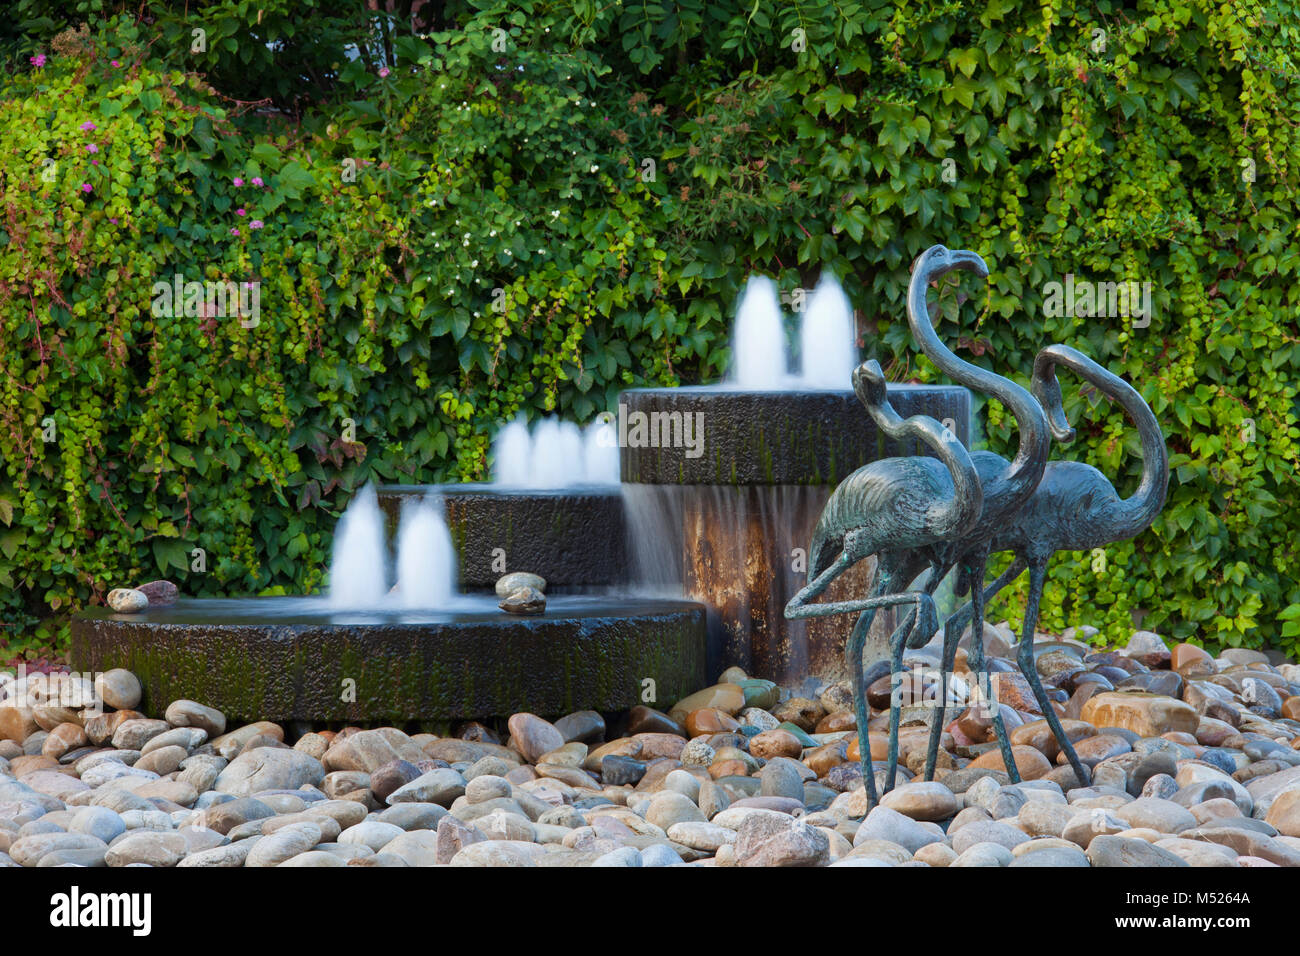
[2,1,1298,659]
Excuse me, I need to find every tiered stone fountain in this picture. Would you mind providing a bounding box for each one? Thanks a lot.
[69,274,970,722]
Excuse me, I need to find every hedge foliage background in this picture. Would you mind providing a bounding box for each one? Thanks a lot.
[1,0,1297,659]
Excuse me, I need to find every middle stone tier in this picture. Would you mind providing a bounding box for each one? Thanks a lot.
[376,485,628,592]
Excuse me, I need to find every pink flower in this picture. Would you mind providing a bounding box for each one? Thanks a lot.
[236,207,246,216]
[231,228,240,236]
[233,177,244,186]
[379,67,390,78]
[30,54,46,68]
[86,144,98,153]
[91,159,99,165]
[249,220,264,230]
[251,177,264,187]
[80,183,92,193]
[111,60,120,67]
[109,217,118,224]
[80,121,96,132]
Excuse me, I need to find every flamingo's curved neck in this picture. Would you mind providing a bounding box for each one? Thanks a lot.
[862,388,982,538]
[907,249,1049,516]
[1033,344,1169,537]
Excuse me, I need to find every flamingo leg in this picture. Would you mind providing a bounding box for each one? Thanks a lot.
[786,551,921,807]
[784,553,927,621]
[924,607,964,780]
[844,569,892,808]
[1017,558,1091,787]
[884,591,936,792]
[940,556,1029,644]
[841,591,941,805]
[785,553,951,805]
[924,556,1028,779]
[783,550,856,619]
[877,561,944,790]
[965,548,1020,783]
[882,558,946,650]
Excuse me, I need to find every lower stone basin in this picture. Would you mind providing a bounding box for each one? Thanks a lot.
[69,595,706,725]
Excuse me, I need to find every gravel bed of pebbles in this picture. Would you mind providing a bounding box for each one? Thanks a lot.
[2,625,1298,867]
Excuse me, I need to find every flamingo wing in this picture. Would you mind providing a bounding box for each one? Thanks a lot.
[809,457,954,576]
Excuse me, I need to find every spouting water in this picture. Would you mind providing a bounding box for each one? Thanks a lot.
[729,276,789,388]
[583,417,621,485]
[492,415,618,488]
[329,484,388,608]
[528,418,582,488]
[799,275,857,388]
[726,272,857,389]
[492,418,533,486]
[394,495,457,608]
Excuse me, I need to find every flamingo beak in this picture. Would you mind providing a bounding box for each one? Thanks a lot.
[852,360,887,406]
[1050,413,1077,444]
[947,249,989,279]
[1036,377,1077,443]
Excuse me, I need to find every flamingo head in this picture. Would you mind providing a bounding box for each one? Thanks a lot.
[1032,365,1077,443]
[851,359,888,409]
[910,245,990,284]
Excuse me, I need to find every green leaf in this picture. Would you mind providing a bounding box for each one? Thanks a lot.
[152,538,189,574]
[275,161,317,199]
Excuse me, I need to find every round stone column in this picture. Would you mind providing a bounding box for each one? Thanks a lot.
[618,384,972,684]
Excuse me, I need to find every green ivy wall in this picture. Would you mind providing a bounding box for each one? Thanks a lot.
[1,1,1297,658]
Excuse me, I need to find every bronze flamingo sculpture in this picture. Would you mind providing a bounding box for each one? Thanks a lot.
[784,358,984,807]
[857,245,1052,791]
[921,343,1170,782]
